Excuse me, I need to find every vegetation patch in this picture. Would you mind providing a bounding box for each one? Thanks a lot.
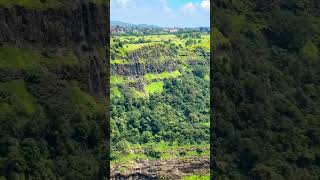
[183,174,210,180]
[212,28,230,48]
[0,45,41,70]
[144,70,181,81]
[70,86,103,117]
[0,79,36,115]
[110,59,130,65]
[123,42,161,52]
[111,87,122,98]
[144,81,164,95]
[0,45,79,71]
[111,141,209,166]
[110,75,126,85]
[189,35,210,51]
[204,75,209,81]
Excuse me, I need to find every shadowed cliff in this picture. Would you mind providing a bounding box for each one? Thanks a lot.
[0,1,109,179]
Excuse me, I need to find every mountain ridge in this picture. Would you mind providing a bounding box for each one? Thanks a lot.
[111,20,160,29]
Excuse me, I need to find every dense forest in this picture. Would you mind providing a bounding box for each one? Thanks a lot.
[212,0,320,179]
[0,1,108,179]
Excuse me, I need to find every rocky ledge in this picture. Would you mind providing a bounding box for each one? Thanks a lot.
[111,156,210,180]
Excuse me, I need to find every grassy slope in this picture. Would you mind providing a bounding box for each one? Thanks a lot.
[0,79,37,115]
[183,174,210,180]
[111,33,209,97]
[144,81,164,94]
[111,141,209,166]
[0,45,79,71]
[144,70,181,81]
[0,46,42,70]
[111,34,210,65]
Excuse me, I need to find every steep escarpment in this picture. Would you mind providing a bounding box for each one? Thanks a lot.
[111,44,209,76]
[111,42,209,94]
[0,1,108,179]
[0,1,108,96]
[0,2,105,46]
[111,45,178,76]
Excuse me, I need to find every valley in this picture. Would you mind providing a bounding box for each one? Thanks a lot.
[110,29,210,179]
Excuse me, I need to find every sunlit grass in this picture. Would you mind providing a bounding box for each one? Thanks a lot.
[144,81,164,94]
[111,141,209,166]
[122,42,161,52]
[110,75,126,85]
[144,70,181,81]
[111,87,122,98]
[183,174,210,180]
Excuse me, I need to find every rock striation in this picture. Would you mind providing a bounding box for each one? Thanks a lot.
[0,1,108,98]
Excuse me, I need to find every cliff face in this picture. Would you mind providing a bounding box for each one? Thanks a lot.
[111,45,176,76]
[0,2,106,47]
[0,1,109,179]
[0,1,108,97]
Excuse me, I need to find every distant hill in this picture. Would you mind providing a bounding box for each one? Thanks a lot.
[111,20,160,29]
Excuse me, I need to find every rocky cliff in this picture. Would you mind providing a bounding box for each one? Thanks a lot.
[0,1,109,179]
[0,0,108,97]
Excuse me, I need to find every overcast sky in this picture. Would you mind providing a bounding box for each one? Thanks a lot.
[111,0,210,27]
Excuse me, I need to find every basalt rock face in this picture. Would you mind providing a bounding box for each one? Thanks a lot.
[111,61,177,76]
[0,1,108,98]
[111,44,209,78]
[0,2,107,48]
[111,45,177,77]
[111,156,210,180]
[0,1,109,179]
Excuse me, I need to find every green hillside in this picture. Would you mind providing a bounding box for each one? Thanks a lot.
[212,1,320,179]
[0,1,108,179]
[111,31,210,178]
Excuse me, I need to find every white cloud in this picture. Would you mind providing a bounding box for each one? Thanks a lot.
[111,0,132,8]
[201,0,210,11]
[184,2,195,10]
[117,0,130,5]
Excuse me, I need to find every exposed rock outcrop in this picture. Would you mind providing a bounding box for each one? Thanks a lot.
[111,156,210,180]
[0,2,107,48]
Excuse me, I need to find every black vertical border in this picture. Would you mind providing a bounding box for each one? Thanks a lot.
[210,0,217,179]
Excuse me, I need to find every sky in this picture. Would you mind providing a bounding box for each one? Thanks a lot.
[111,0,210,28]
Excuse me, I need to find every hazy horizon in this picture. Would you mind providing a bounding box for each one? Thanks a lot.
[111,20,210,28]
